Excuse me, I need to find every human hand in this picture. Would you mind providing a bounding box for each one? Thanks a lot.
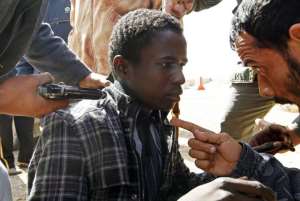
[170,117,241,176]
[79,72,111,89]
[178,177,276,201]
[162,0,194,19]
[250,119,295,154]
[0,73,68,117]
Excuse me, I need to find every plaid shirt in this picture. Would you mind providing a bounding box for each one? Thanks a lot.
[28,82,214,201]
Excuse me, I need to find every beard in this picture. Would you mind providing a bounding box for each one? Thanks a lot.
[275,52,300,106]
[286,53,300,98]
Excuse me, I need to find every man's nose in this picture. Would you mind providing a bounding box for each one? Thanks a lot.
[257,74,274,97]
[172,70,185,85]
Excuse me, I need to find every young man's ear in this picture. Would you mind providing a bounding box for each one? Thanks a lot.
[113,55,130,80]
[289,23,300,42]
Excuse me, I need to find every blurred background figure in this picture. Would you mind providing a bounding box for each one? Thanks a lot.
[68,0,161,75]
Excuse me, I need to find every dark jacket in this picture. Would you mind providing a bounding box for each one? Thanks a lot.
[16,0,72,76]
[0,0,90,85]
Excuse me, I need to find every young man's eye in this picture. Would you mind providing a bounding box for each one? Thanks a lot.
[160,62,185,69]
[160,62,178,68]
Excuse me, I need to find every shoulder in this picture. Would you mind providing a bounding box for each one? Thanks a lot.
[40,93,120,138]
[42,98,110,124]
[193,0,222,12]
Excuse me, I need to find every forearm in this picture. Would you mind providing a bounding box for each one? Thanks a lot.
[25,23,91,86]
[231,143,296,200]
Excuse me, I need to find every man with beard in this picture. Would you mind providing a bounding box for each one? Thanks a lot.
[232,0,300,150]
[176,0,300,200]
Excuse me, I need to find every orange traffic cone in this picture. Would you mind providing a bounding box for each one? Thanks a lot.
[197,76,205,90]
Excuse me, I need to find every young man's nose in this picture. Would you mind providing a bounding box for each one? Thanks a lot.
[172,70,185,85]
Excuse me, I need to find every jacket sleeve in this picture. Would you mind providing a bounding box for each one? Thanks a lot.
[24,23,91,85]
[193,0,223,12]
[231,143,299,201]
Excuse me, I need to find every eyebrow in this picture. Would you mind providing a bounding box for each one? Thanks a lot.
[160,56,188,63]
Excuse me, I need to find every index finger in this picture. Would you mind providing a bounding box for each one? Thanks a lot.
[170,117,215,134]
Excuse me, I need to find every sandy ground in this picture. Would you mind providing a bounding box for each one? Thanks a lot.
[9,82,300,200]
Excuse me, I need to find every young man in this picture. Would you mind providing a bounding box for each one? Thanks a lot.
[27,9,274,201]
[183,0,300,200]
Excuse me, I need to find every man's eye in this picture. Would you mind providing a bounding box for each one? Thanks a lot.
[159,61,185,70]
[161,62,177,68]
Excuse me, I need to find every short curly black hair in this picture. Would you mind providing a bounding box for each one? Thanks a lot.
[108,9,182,78]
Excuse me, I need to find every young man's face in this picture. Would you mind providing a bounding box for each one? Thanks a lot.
[125,30,187,110]
[236,32,300,105]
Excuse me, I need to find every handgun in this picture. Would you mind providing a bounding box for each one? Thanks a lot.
[38,83,106,100]
[253,141,295,153]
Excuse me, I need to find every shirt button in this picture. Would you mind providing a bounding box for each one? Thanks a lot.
[64,6,71,13]
[130,194,137,201]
